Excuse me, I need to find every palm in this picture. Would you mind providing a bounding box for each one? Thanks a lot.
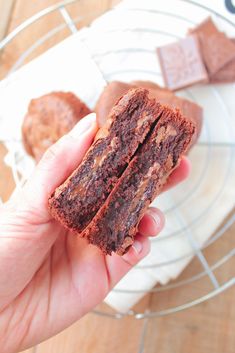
[1,219,110,349]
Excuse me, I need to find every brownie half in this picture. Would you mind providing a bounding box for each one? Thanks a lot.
[83,108,195,255]
[48,88,163,233]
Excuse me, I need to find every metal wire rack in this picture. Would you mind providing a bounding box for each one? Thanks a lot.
[0,0,235,326]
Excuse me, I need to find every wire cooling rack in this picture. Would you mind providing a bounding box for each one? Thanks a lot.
[0,0,235,324]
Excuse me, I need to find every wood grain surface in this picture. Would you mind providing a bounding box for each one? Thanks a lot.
[0,1,234,353]
[0,0,15,40]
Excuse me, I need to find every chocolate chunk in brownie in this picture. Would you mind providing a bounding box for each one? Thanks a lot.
[22,92,91,161]
[83,107,195,255]
[48,88,163,233]
[157,35,208,90]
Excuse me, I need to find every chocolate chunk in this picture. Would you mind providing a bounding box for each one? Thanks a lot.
[157,35,208,91]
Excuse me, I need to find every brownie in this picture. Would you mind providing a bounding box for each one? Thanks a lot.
[22,92,91,160]
[190,17,235,75]
[96,81,202,144]
[48,89,163,233]
[83,108,195,255]
[157,35,208,90]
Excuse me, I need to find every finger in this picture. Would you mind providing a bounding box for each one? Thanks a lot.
[162,156,191,192]
[138,207,165,237]
[105,233,150,289]
[24,113,98,211]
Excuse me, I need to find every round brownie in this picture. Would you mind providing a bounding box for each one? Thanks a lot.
[22,92,92,161]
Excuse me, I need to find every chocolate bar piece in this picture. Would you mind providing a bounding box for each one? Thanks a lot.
[48,89,163,233]
[156,35,208,91]
[190,17,235,75]
[210,39,235,83]
[83,108,195,254]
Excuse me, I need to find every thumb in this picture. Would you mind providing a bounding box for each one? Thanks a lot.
[22,113,97,219]
[105,234,150,289]
[0,113,97,308]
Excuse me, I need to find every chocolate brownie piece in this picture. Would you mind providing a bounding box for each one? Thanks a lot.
[48,88,163,233]
[190,17,235,75]
[22,92,91,160]
[83,108,195,255]
[96,81,202,144]
[157,35,208,90]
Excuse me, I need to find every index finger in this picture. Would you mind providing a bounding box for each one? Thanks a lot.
[162,156,191,192]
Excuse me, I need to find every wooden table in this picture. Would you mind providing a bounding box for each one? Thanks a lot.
[0,1,235,352]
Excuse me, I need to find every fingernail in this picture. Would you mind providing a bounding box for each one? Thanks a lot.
[70,113,96,138]
[132,239,143,254]
[146,208,165,230]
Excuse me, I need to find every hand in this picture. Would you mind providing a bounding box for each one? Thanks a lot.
[0,113,191,353]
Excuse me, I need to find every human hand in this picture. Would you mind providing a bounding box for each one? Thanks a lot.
[0,113,191,353]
